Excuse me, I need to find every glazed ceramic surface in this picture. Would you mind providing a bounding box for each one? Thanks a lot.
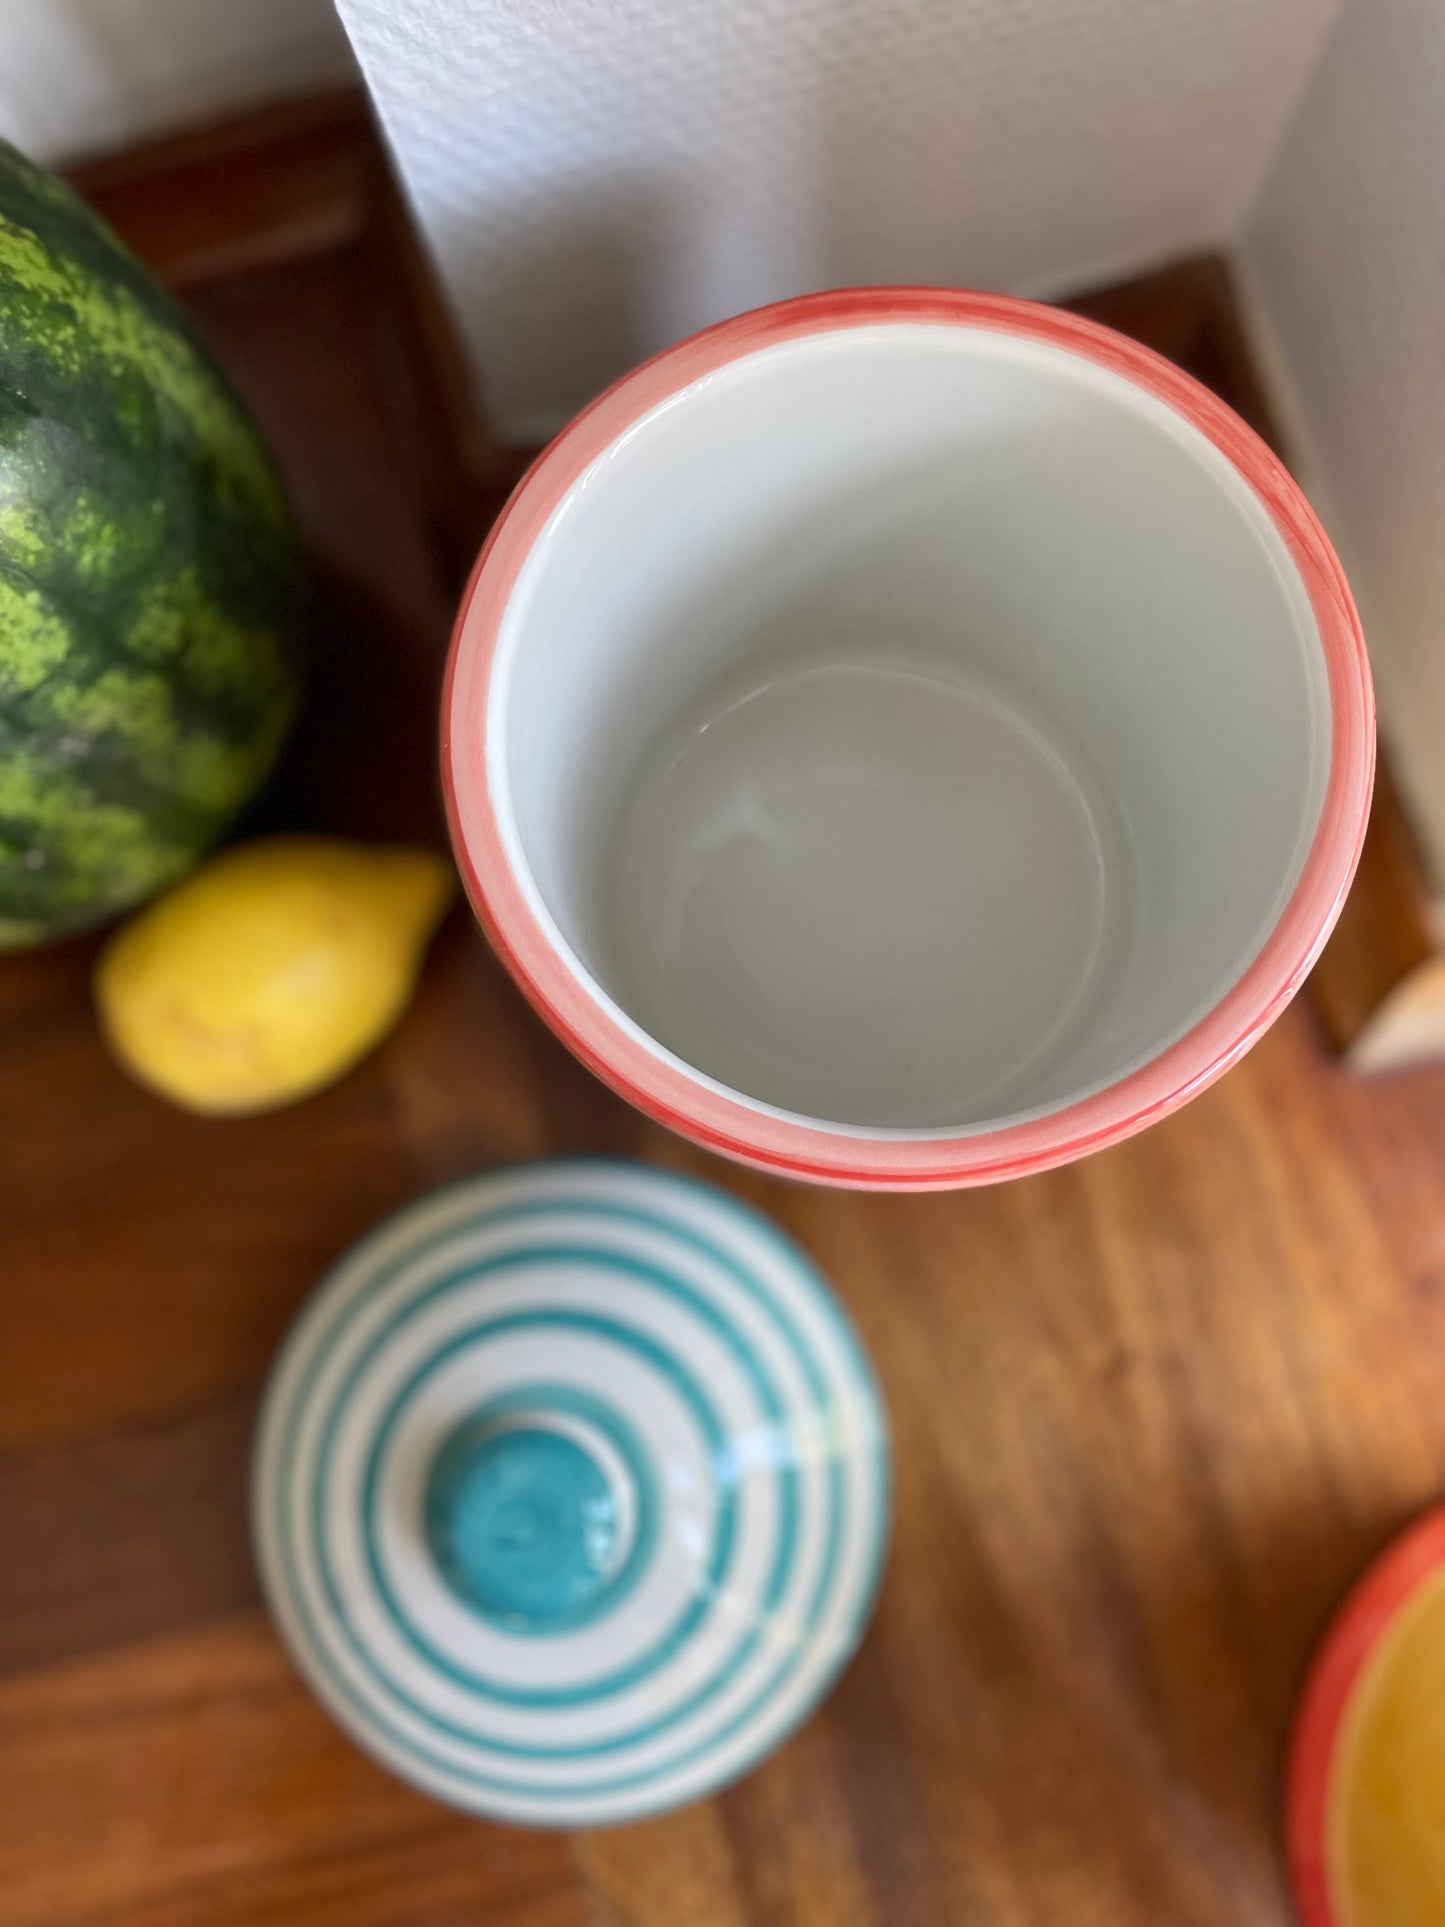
[1288,1507,1445,1927]
[251,1161,889,1828]
[444,290,1373,1187]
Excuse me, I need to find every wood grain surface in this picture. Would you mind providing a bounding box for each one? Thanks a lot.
[2,95,1436,1927]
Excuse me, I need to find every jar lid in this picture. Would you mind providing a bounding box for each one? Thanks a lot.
[251,1159,890,1828]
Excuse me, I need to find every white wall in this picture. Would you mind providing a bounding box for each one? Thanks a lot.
[335,0,1341,444]
[1243,0,1445,887]
[0,0,355,165]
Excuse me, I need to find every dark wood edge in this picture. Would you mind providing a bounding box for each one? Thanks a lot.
[67,90,378,291]
[358,172,510,579]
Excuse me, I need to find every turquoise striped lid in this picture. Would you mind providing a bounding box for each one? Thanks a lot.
[251,1160,890,1828]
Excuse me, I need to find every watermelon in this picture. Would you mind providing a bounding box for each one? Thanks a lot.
[0,140,303,948]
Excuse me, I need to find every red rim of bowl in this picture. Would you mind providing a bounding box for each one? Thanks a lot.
[1286,1506,1445,1927]
[442,287,1374,1190]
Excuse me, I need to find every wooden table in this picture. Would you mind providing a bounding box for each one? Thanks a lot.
[3,96,1441,1927]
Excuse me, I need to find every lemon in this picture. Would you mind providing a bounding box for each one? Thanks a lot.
[95,836,456,1114]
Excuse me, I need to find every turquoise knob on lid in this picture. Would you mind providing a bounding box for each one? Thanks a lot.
[421,1385,658,1631]
[426,1419,618,1624]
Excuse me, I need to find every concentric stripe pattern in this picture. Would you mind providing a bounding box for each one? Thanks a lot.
[251,1161,890,1827]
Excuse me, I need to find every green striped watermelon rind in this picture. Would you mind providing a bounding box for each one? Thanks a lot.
[0,140,304,947]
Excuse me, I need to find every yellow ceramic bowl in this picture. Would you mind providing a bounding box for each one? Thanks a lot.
[1289,1507,1445,1927]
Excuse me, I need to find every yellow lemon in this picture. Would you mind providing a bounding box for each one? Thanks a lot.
[95,836,456,1114]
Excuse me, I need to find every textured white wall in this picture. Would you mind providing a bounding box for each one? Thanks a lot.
[1243,0,1445,885]
[0,0,355,165]
[336,0,1340,443]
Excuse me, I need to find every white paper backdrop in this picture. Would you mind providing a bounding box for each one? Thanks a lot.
[1244,0,1445,886]
[336,0,1340,442]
